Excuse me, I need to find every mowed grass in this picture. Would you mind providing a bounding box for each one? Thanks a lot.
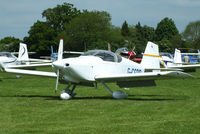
[0,68,200,134]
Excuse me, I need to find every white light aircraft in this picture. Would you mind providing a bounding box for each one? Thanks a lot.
[181,50,200,62]
[0,43,51,71]
[160,48,200,70]
[3,39,193,100]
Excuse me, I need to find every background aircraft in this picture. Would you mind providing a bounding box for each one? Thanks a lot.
[115,47,142,62]
[160,48,200,71]
[181,49,200,63]
[0,43,51,71]
[40,45,84,61]
[3,39,193,100]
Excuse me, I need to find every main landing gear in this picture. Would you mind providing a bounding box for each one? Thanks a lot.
[101,82,128,99]
[59,82,128,100]
[60,84,77,100]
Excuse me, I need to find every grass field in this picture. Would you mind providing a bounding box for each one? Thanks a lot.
[0,68,200,134]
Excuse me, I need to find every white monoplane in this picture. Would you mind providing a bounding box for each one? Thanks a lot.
[160,48,200,70]
[0,43,51,71]
[3,39,193,100]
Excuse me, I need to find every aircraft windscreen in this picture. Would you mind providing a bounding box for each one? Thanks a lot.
[115,47,129,54]
[0,52,15,58]
[82,50,122,62]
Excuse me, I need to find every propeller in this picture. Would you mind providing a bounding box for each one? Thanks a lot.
[54,37,63,93]
[128,46,135,59]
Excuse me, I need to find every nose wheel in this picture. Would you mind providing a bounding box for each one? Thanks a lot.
[60,84,77,100]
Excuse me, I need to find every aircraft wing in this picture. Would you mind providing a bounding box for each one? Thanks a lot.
[167,64,200,69]
[21,58,52,63]
[5,68,57,77]
[5,63,52,69]
[11,52,36,55]
[95,71,193,82]
[145,68,183,71]
[64,51,84,54]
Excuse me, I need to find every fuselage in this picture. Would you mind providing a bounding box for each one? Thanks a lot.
[52,50,144,83]
[0,52,18,69]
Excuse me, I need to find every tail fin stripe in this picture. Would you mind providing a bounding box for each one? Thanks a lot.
[144,54,161,58]
[141,41,160,71]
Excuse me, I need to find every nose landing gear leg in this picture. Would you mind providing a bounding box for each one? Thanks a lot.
[60,84,77,100]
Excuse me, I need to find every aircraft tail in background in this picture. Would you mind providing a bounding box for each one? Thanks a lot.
[173,48,182,65]
[18,43,29,61]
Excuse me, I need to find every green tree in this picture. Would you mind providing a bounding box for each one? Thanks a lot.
[194,36,200,49]
[129,25,137,40]
[24,21,57,55]
[0,37,21,52]
[134,22,146,53]
[121,21,130,36]
[135,22,143,40]
[24,3,81,55]
[155,17,179,41]
[142,25,155,41]
[156,38,172,52]
[106,26,125,51]
[170,34,185,50]
[182,20,200,43]
[42,3,81,31]
[131,22,155,53]
[62,10,113,51]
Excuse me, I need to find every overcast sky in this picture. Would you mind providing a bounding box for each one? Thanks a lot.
[0,0,200,40]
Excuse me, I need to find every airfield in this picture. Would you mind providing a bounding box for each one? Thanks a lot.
[0,67,200,134]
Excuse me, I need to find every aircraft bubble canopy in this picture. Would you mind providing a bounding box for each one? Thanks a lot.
[81,50,122,63]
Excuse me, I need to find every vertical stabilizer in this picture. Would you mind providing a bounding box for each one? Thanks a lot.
[57,38,63,61]
[18,43,29,61]
[173,48,182,65]
[141,42,160,71]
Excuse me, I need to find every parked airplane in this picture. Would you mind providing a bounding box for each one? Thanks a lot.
[181,50,200,63]
[0,43,51,71]
[115,47,142,62]
[3,39,193,100]
[198,50,200,59]
[41,45,84,61]
[160,48,200,70]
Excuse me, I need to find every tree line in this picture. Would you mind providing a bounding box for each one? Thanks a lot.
[0,2,200,56]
